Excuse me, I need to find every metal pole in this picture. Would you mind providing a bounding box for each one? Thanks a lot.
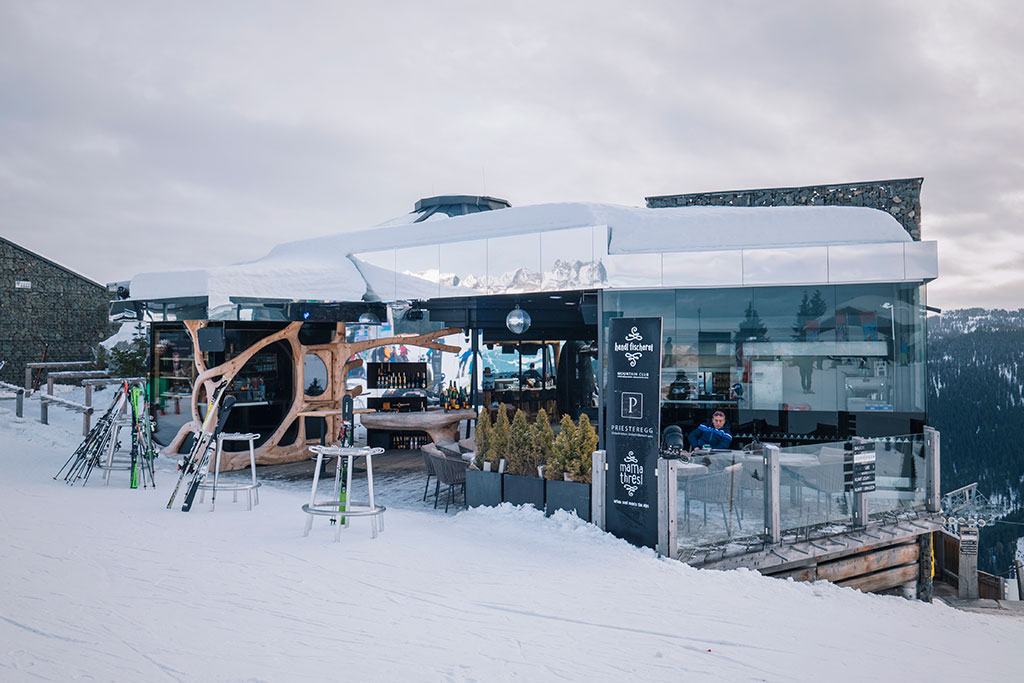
[763,444,781,543]
[40,399,48,425]
[657,457,678,558]
[924,425,941,512]
[16,388,24,418]
[591,449,606,530]
[1015,559,1024,602]
[84,384,93,433]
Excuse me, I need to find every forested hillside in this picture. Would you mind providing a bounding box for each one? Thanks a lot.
[928,308,1024,574]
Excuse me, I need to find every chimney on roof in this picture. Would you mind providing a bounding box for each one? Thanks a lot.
[412,195,510,222]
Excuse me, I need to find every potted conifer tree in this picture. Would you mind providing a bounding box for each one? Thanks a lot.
[465,408,503,507]
[501,409,547,509]
[543,414,596,521]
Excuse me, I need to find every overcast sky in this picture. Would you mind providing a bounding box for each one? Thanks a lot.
[2,1,1021,310]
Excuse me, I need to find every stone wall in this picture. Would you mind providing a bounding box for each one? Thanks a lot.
[0,237,117,386]
[645,177,924,240]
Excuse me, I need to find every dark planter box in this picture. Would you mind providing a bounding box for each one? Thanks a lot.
[502,474,545,509]
[544,479,591,522]
[466,469,503,508]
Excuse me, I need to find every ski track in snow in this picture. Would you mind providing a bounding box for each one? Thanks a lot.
[1,394,1023,681]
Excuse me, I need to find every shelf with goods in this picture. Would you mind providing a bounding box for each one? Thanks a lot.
[366,429,430,451]
[367,361,428,390]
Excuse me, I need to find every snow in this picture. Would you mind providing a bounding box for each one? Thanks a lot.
[101,322,147,349]
[3,393,1022,681]
[130,202,919,306]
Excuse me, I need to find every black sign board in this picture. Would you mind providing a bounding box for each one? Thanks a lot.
[843,440,877,493]
[605,317,662,549]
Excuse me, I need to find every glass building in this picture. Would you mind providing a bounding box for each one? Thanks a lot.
[125,185,937,453]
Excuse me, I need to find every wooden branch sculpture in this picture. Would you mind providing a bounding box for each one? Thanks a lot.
[162,322,461,470]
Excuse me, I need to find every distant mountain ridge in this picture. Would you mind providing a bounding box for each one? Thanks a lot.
[928,307,1024,574]
[929,307,1024,335]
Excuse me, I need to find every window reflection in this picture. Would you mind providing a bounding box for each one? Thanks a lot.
[605,283,927,448]
[304,354,329,397]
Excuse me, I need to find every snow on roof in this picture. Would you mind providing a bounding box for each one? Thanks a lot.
[130,202,917,307]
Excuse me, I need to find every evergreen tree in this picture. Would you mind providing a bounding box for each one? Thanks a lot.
[490,404,512,469]
[572,414,598,483]
[791,289,826,341]
[474,408,493,468]
[550,414,578,481]
[533,409,555,478]
[735,302,769,345]
[508,409,539,476]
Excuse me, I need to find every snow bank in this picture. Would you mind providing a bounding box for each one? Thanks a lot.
[1,402,1020,681]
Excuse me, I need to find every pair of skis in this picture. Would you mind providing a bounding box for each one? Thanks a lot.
[166,384,236,512]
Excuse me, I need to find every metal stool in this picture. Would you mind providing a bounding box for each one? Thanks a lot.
[197,432,261,511]
[303,445,386,541]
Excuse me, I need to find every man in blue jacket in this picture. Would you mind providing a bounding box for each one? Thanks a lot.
[688,411,733,450]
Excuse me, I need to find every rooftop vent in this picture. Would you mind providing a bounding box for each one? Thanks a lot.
[412,195,510,222]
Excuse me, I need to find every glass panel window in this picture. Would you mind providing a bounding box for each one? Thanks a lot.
[304,354,328,397]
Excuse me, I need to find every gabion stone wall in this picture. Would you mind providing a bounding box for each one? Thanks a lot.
[646,177,924,240]
[0,237,117,386]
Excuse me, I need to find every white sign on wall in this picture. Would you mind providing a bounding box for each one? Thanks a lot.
[15,280,32,289]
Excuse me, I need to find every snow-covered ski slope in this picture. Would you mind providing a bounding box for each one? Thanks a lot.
[1,395,1020,682]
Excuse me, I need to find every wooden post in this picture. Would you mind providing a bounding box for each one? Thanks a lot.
[763,444,781,543]
[918,532,934,602]
[82,408,93,437]
[657,457,678,559]
[25,367,33,391]
[46,376,55,397]
[591,450,606,530]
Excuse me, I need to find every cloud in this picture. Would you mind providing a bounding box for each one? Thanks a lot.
[0,1,1021,310]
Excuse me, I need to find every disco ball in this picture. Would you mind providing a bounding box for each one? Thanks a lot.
[505,307,531,335]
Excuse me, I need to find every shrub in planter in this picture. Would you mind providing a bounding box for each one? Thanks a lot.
[507,409,544,477]
[489,404,512,470]
[474,408,493,469]
[571,415,598,485]
[543,413,594,519]
[546,414,577,481]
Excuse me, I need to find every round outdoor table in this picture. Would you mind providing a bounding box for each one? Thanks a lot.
[303,445,386,541]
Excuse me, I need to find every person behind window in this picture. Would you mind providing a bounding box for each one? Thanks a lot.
[688,410,733,450]
[522,362,542,387]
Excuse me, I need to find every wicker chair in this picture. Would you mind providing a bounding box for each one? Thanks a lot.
[421,443,441,503]
[684,463,743,533]
[428,451,469,512]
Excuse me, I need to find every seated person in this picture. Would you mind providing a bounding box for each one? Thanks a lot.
[688,411,733,450]
[522,362,542,387]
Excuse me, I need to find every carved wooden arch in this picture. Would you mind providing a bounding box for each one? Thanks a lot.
[162,321,461,470]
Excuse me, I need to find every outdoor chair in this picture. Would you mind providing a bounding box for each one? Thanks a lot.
[421,443,442,502]
[684,463,743,533]
[800,460,847,521]
[427,451,469,512]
